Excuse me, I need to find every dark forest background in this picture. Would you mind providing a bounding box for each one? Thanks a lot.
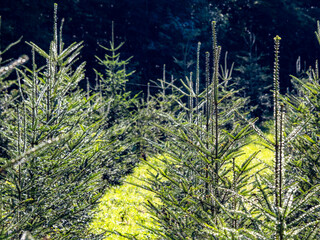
[1,0,320,117]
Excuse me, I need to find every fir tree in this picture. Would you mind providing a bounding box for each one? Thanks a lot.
[212,35,320,240]
[142,21,255,239]
[0,5,111,239]
[93,21,140,186]
[284,21,320,190]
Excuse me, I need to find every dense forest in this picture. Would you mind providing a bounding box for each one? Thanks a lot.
[1,0,320,116]
[1,1,320,239]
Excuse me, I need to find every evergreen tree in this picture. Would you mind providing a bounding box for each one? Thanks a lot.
[93,21,140,186]
[206,35,320,240]
[142,22,255,239]
[284,21,320,190]
[142,22,320,240]
[234,31,272,119]
[0,5,117,239]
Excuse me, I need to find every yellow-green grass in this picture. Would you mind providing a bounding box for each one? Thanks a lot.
[89,157,162,240]
[237,134,274,176]
[90,134,274,239]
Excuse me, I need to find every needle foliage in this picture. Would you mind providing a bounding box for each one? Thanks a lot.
[141,22,320,240]
[0,4,139,239]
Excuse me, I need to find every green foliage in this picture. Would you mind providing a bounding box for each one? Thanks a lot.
[234,31,272,119]
[93,21,140,187]
[214,35,320,240]
[1,6,102,239]
[283,21,320,190]
[0,4,136,239]
[94,21,134,120]
[90,141,273,240]
[142,21,257,239]
[141,22,320,240]
[0,18,28,160]
[1,3,320,240]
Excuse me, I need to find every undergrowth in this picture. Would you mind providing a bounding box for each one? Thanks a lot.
[90,136,273,239]
[90,157,163,240]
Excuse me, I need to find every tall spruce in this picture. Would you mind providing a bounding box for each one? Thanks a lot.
[142,21,256,239]
[141,22,320,240]
[0,4,112,239]
[211,36,320,239]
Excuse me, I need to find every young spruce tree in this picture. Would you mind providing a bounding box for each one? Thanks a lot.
[93,21,140,186]
[142,21,257,239]
[211,36,320,240]
[0,4,111,239]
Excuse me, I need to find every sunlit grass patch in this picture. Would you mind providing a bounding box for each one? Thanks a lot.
[237,134,274,175]
[90,157,162,240]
